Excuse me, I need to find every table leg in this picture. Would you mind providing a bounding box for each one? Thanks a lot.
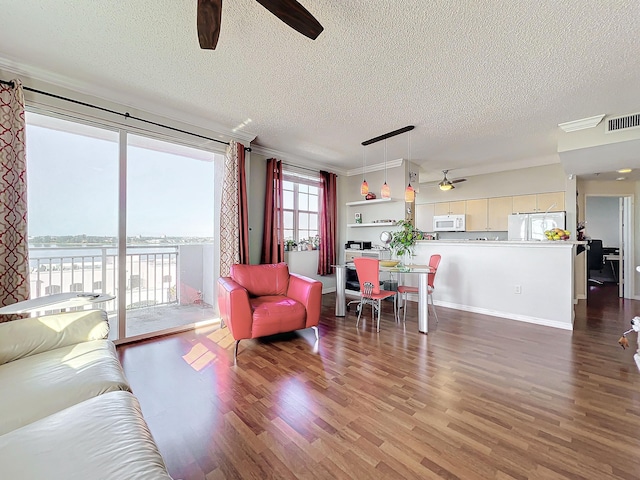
[335,266,346,317]
[418,272,429,334]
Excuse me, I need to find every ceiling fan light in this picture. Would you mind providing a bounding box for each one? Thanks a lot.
[360,179,369,196]
[381,182,391,198]
[439,182,454,191]
[404,183,415,202]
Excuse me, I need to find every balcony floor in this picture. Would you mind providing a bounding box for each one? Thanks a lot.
[108,303,218,340]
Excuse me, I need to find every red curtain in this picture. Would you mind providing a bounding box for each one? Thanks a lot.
[318,170,337,275]
[261,158,284,264]
[237,144,249,264]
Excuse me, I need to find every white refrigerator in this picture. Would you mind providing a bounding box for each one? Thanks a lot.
[507,212,566,241]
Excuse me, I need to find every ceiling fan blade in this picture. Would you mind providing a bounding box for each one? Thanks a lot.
[255,0,324,40]
[451,178,467,184]
[197,0,222,49]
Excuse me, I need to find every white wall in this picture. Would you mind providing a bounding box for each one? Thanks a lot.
[409,241,576,329]
[585,196,620,247]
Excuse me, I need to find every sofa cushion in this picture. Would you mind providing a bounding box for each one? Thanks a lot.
[250,295,306,338]
[231,262,290,297]
[0,390,172,480]
[0,339,130,435]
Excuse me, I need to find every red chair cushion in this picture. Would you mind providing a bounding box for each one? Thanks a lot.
[231,263,290,297]
[249,295,306,338]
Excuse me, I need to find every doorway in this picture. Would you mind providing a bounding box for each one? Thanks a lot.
[585,194,635,299]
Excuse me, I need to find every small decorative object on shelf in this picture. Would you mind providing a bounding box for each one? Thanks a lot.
[365,192,377,200]
[355,212,362,224]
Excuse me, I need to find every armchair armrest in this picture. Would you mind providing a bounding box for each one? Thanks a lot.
[0,310,109,365]
[287,274,322,329]
[217,277,253,340]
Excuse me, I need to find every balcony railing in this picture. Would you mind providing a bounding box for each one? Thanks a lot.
[29,245,179,312]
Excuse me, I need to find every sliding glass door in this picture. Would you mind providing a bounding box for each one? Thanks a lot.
[25,112,120,336]
[125,134,217,337]
[25,112,221,341]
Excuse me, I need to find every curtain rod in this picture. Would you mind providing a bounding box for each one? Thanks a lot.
[0,78,251,152]
[362,125,415,146]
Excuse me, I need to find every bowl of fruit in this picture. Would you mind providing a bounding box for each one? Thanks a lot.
[544,228,571,241]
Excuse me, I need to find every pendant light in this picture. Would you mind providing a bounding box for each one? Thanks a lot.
[404,131,415,203]
[381,139,391,198]
[360,145,369,196]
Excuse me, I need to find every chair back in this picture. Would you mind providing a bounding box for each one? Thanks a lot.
[587,239,604,271]
[428,254,441,288]
[353,257,381,295]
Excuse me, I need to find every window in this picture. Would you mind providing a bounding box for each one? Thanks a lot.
[283,171,320,244]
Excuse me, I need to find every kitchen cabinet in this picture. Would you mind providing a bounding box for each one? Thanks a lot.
[512,194,537,214]
[416,203,435,232]
[434,201,465,216]
[487,196,512,231]
[465,199,488,231]
[536,192,565,212]
[512,192,565,213]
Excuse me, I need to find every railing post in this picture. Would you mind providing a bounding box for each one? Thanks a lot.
[101,247,107,294]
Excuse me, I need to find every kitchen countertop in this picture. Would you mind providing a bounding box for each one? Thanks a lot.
[416,239,587,246]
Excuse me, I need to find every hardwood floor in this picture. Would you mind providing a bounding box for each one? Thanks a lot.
[118,285,640,479]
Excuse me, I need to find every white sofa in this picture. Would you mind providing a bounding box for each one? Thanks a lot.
[0,309,172,479]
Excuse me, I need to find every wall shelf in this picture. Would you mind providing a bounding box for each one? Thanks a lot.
[345,198,396,206]
[347,222,396,227]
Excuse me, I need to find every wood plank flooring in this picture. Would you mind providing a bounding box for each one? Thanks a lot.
[118,284,640,479]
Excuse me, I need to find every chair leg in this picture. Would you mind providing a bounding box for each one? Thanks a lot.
[376,299,381,332]
[356,299,364,327]
[429,292,438,323]
[234,340,240,363]
[403,291,408,323]
[311,325,319,341]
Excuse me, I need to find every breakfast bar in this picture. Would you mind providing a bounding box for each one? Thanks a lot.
[405,240,584,330]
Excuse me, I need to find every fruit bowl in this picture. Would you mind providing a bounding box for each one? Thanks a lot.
[380,260,400,267]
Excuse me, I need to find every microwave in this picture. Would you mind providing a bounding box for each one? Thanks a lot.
[433,214,466,232]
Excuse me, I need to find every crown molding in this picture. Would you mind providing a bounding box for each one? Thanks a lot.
[0,59,256,145]
[558,114,605,133]
[249,145,348,175]
[346,158,404,176]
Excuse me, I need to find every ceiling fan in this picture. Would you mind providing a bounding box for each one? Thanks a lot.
[197,0,324,50]
[438,170,467,191]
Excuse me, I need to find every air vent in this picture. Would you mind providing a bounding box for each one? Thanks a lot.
[607,113,640,132]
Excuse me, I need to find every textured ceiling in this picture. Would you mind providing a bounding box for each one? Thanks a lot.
[1,1,640,180]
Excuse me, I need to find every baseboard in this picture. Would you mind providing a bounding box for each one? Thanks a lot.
[403,295,573,330]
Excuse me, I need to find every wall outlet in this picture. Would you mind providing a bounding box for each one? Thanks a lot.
[514,285,521,294]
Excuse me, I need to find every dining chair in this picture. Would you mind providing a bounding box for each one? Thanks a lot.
[353,257,397,332]
[397,254,441,323]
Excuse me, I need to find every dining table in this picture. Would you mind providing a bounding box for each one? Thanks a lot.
[333,263,435,334]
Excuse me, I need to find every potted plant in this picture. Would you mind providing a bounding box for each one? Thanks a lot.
[284,238,297,252]
[311,234,320,250]
[389,220,424,264]
[297,239,308,251]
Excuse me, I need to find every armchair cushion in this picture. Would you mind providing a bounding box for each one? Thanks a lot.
[231,263,290,296]
[250,295,306,338]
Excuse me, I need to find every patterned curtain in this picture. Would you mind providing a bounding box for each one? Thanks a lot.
[0,79,30,314]
[219,140,248,277]
[318,170,337,275]
[260,158,284,264]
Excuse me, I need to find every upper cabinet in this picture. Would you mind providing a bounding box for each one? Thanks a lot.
[512,192,565,213]
[465,199,488,231]
[434,201,466,216]
[487,197,513,231]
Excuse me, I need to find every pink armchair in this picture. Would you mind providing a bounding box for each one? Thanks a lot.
[217,263,322,360]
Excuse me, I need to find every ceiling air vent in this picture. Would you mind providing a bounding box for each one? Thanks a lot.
[607,113,640,133]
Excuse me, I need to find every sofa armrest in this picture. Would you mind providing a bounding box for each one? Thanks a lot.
[217,277,253,340]
[0,310,109,365]
[287,274,322,329]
